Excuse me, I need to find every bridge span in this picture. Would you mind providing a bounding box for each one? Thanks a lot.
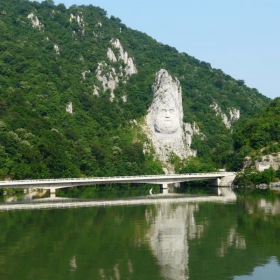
[0,172,236,196]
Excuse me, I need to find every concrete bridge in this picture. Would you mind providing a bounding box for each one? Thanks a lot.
[0,172,236,196]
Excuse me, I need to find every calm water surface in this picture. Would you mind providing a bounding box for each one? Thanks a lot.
[0,189,280,279]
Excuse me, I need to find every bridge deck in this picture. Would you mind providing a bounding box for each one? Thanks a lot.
[0,172,235,189]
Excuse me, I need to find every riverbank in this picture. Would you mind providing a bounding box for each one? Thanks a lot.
[233,182,280,190]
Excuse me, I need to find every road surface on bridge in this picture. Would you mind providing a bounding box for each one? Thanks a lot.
[0,172,236,190]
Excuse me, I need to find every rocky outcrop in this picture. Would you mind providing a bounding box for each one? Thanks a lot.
[110,39,137,75]
[27,12,44,30]
[66,102,73,114]
[54,44,60,56]
[81,70,91,80]
[210,102,240,128]
[244,153,280,172]
[93,38,137,101]
[70,13,85,35]
[107,48,117,63]
[184,122,205,146]
[143,69,196,173]
[96,62,119,101]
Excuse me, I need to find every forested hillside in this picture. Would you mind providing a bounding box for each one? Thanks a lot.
[0,0,269,179]
[231,98,280,186]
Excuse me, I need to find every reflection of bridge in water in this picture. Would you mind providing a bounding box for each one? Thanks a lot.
[0,193,237,211]
[0,172,236,197]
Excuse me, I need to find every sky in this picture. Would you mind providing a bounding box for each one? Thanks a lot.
[40,0,280,99]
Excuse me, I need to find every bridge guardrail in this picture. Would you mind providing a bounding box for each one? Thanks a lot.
[0,172,235,184]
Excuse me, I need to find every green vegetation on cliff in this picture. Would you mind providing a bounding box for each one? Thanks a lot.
[233,98,280,186]
[0,0,269,179]
[233,98,280,168]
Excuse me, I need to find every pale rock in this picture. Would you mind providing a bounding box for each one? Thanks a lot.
[110,38,137,75]
[76,15,84,28]
[70,13,85,28]
[54,44,60,56]
[110,38,122,49]
[69,256,77,271]
[27,13,44,30]
[184,122,205,146]
[144,69,196,173]
[125,57,137,75]
[94,38,137,101]
[96,62,118,100]
[110,92,115,102]
[107,48,117,62]
[81,70,90,80]
[121,95,127,102]
[96,22,102,27]
[210,102,240,128]
[69,13,75,22]
[229,108,240,122]
[111,38,128,63]
[66,102,73,114]
[93,85,99,96]
[255,153,280,172]
[70,13,85,33]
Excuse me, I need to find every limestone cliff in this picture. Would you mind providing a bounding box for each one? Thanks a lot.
[143,69,197,173]
[27,12,44,30]
[210,102,240,128]
[93,38,137,101]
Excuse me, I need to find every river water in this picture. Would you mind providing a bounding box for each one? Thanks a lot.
[0,188,280,279]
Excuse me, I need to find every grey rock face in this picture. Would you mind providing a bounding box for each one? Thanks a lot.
[210,102,240,128]
[93,38,137,101]
[144,69,196,173]
[66,102,73,114]
[27,12,44,30]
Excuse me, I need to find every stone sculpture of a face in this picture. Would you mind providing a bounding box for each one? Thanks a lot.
[154,93,180,134]
[145,69,196,173]
[147,69,182,136]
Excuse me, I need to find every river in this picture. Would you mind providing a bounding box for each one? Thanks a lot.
[0,187,280,279]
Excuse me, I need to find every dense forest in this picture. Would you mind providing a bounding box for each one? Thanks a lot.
[0,0,270,180]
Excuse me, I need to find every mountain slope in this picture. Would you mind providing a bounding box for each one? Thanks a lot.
[0,0,269,179]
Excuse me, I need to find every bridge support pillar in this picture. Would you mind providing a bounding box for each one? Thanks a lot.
[213,178,221,186]
[50,188,56,198]
[161,183,168,190]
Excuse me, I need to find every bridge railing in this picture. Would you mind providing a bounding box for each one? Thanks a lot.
[0,172,235,184]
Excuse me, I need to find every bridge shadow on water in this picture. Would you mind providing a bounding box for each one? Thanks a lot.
[0,185,236,211]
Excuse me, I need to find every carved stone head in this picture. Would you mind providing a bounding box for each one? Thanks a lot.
[147,69,183,135]
[153,92,180,134]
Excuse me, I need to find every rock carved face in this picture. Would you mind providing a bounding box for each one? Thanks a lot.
[154,97,180,134]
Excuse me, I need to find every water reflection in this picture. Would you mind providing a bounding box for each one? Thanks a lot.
[216,227,246,258]
[146,203,207,279]
[0,189,280,279]
[259,199,280,215]
[3,189,49,202]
